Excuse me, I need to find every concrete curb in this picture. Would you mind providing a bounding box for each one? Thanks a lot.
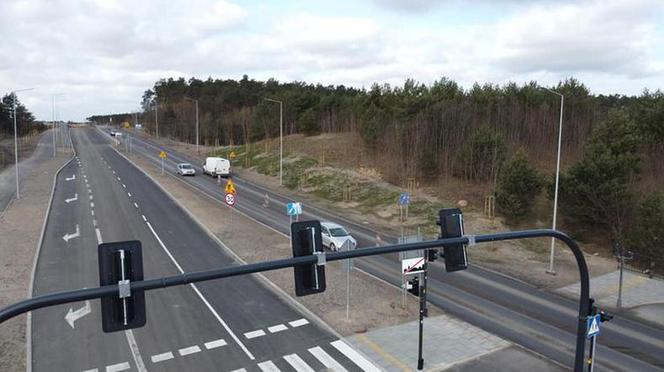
[25,129,77,372]
[98,127,346,341]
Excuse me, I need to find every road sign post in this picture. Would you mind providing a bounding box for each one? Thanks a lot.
[341,239,354,320]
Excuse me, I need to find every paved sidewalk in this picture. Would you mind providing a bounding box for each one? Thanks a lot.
[346,314,510,371]
[556,270,664,309]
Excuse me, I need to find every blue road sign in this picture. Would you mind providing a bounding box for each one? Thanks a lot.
[587,314,601,339]
[399,193,410,206]
[287,202,302,216]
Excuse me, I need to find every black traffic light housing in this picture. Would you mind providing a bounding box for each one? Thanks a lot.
[98,241,146,333]
[427,249,439,262]
[438,208,468,272]
[407,276,420,296]
[291,220,326,297]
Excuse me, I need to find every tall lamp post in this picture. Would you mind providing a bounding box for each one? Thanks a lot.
[10,88,35,199]
[184,97,199,155]
[264,98,283,186]
[52,93,65,157]
[541,87,564,275]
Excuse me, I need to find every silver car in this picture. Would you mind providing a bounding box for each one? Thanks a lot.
[321,222,357,251]
[176,163,196,176]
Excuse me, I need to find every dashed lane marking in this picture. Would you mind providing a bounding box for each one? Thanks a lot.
[151,352,174,363]
[230,369,247,372]
[244,330,266,339]
[331,340,380,372]
[117,177,120,181]
[90,202,94,208]
[284,354,315,372]
[268,324,288,333]
[122,184,126,188]
[289,319,309,328]
[91,210,95,216]
[204,339,227,350]
[127,192,132,197]
[105,362,130,372]
[178,345,201,356]
[308,346,348,372]
[81,369,98,372]
[257,360,280,372]
[141,215,147,222]
[134,202,139,208]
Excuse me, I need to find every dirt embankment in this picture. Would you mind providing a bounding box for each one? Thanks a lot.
[0,155,69,371]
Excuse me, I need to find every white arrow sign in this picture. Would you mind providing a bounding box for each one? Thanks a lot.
[62,224,80,242]
[65,193,78,203]
[65,174,76,181]
[65,300,91,328]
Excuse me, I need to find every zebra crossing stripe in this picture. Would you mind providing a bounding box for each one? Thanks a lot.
[283,354,315,372]
[308,346,348,372]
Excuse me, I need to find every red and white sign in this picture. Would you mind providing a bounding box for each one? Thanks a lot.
[402,257,424,275]
[224,192,236,207]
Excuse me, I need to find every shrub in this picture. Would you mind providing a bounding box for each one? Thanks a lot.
[495,150,543,219]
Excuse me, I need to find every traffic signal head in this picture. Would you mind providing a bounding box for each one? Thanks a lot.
[291,220,326,297]
[437,208,468,272]
[407,276,420,296]
[427,249,439,262]
[98,241,146,333]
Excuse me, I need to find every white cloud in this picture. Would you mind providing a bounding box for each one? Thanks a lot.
[0,0,662,121]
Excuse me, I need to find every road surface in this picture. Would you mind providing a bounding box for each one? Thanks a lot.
[118,127,664,371]
[30,127,372,371]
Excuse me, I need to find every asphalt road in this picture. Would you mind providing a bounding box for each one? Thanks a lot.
[30,127,373,371]
[117,127,664,371]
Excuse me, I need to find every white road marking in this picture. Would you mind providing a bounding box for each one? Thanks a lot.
[178,345,201,356]
[65,193,78,203]
[268,324,287,333]
[308,346,348,372]
[204,339,227,349]
[65,174,76,181]
[84,179,88,184]
[141,215,147,222]
[145,221,255,360]
[331,340,380,372]
[81,368,98,372]
[95,228,102,244]
[127,192,132,197]
[124,330,147,372]
[105,362,130,372]
[91,210,95,216]
[257,361,280,372]
[289,319,309,328]
[151,352,174,363]
[117,176,121,180]
[113,170,116,174]
[244,330,266,339]
[284,354,315,372]
[89,195,94,200]
[62,224,80,242]
[122,184,126,188]
[230,369,247,372]
[134,202,139,208]
[65,300,91,328]
[90,202,95,208]
[93,219,98,227]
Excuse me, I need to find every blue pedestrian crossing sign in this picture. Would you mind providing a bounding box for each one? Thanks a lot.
[399,193,410,206]
[287,202,303,216]
[587,314,601,338]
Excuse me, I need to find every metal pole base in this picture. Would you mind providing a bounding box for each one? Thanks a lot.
[417,359,424,370]
[546,269,557,275]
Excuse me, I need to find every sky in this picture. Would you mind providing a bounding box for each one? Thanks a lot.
[1,0,663,121]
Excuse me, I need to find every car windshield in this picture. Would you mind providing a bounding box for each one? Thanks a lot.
[329,227,349,237]
[181,164,192,169]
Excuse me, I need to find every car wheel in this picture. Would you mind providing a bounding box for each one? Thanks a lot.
[330,243,336,252]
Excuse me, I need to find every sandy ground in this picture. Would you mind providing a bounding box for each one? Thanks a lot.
[127,152,439,336]
[0,155,69,371]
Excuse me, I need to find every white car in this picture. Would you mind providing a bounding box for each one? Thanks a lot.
[176,163,196,176]
[321,222,357,251]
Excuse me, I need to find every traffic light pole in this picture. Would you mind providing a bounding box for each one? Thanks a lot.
[0,229,590,371]
[417,260,428,370]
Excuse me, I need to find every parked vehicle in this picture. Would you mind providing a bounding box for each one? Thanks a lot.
[320,222,357,251]
[202,157,231,177]
[176,163,196,176]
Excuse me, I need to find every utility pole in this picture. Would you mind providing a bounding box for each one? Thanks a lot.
[265,98,283,185]
[10,88,35,199]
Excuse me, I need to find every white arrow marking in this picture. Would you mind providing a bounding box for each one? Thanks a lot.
[62,224,80,242]
[65,300,91,328]
[65,193,78,203]
[65,174,76,181]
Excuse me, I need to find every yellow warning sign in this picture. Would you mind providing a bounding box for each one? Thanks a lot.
[159,151,167,159]
[229,151,236,160]
[225,179,236,194]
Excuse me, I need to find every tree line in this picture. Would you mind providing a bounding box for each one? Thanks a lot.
[87,76,663,267]
[0,93,42,137]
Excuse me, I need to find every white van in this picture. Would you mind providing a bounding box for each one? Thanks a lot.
[203,157,231,177]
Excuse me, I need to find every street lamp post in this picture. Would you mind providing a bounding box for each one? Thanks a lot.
[52,93,65,157]
[264,98,283,186]
[542,87,564,275]
[184,97,199,155]
[10,88,35,199]
[154,99,159,140]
